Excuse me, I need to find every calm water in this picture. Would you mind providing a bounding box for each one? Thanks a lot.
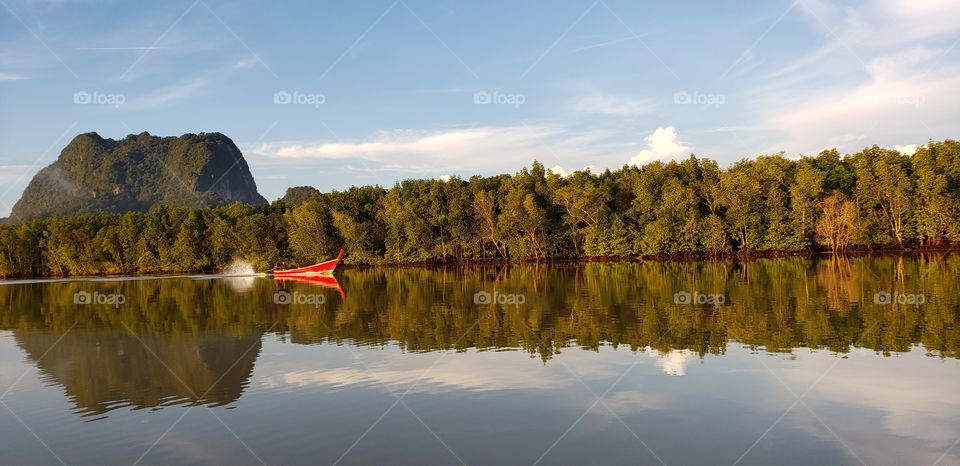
[1,256,959,465]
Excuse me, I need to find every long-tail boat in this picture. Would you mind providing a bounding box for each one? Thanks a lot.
[270,248,344,277]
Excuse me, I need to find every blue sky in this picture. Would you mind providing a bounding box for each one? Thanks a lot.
[1,0,958,215]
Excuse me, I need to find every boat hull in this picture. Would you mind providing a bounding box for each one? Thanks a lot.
[271,248,344,276]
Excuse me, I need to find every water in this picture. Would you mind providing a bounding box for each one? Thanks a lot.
[0,256,958,465]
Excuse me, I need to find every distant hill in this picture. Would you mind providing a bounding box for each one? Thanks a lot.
[11,132,267,220]
[280,186,320,206]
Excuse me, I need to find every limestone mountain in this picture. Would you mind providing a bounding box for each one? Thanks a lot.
[11,132,267,219]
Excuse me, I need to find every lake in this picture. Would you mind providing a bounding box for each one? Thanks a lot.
[0,256,958,465]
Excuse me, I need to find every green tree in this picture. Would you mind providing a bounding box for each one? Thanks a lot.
[913,141,960,245]
[285,197,338,262]
[720,161,764,250]
[790,159,826,249]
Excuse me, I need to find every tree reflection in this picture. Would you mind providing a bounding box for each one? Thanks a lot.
[0,255,956,416]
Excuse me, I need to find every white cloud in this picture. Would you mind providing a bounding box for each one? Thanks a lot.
[796,0,960,50]
[892,144,918,156]
[629,126,691,166]
[766,56,959,153]
[259,126,556,161]
[864,46,940,80]
[252,125,633,175]
[548,165,599,177]
[131,78,208,108]
[569,91,654,116]
[0,72,25,81]
[233,57,258,70]
[743,0,960,156]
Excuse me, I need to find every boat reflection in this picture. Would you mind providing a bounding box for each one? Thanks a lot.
[275,273,345,299]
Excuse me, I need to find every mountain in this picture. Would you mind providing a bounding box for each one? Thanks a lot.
[11,132,267,219]
[280,186,320,206]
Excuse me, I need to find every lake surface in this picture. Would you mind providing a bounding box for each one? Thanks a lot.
[1,256,959,465]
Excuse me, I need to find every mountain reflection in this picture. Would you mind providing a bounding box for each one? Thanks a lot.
[0,255,957,417]
[14,331,259,416]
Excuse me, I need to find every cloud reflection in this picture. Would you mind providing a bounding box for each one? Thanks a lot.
[648,348,694,377]
[261,349,572,393]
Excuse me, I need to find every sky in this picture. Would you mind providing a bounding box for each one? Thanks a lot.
[1,0,958,216]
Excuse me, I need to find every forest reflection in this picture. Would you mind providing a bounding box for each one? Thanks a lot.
[1,255,957,417]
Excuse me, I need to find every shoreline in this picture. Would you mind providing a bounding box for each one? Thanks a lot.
[359,244,960,268]
[3,247,957,281]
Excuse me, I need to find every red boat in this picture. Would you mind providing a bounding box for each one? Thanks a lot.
[271,248,344,276]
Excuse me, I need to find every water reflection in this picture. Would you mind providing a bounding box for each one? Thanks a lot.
[16,331,259,416]
[0,255,957,420]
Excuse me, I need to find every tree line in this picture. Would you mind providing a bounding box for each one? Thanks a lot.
[1,140,958,277]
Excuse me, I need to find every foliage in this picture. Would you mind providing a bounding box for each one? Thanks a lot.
[2,141,960,277]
